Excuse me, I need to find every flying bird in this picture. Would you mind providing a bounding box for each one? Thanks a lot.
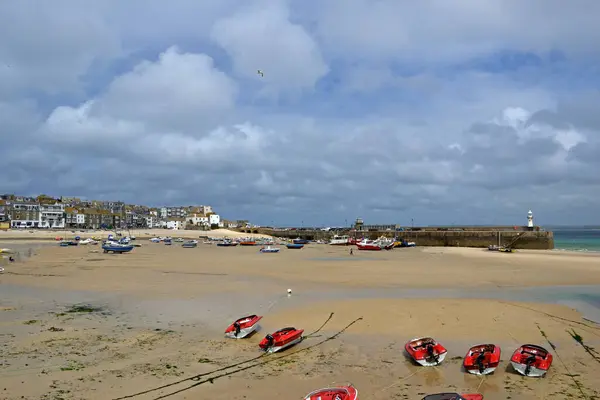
[257,69,264,77]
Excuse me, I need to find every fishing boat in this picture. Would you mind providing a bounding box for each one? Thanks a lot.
[260,246,280,253]
[182,240,198,248]
[286,243,304,249]
[293,238,309,244]
[356,239,382,251]
[303,384,358,400]
[510,344,553,377]
[217,239,239,247]
[463,344,501,375]
[421,393,483,400]
[259,327,304,353]
[102,242,134,254]
[329,235,350,245]
[405,337,448,366]
[224,315,263,339]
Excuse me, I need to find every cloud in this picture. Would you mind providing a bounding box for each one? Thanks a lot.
[1,0,600,225]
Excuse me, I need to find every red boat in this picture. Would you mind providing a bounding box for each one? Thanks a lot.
[303,384,358,400]
[510,344,553,377]
[224,315,262,339]
[259,327,304,353]
[463,344,501,375]
[422,393,483,400]
[405,337,448,366]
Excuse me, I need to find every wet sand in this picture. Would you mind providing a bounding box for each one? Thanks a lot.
[1,242,599,399]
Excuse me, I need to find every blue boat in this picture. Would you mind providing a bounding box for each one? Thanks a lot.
[182,240,197,248]
[292,238,309,245]
[286,243,304,249]
[164,238,172,245]
[102,243,134,254]
[59,242,69,247]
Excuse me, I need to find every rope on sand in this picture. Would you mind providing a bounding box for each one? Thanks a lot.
[147,316,363,400]
[112,312,338,400]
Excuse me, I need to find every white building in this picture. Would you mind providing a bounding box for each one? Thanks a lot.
[145,216,157,228]
[188,214,209,227]
[39,203,65,229]
[166,219,185,230]
[209,214,220,226]
[76,213,85,225]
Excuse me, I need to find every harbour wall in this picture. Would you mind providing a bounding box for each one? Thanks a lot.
[237,227,554,250]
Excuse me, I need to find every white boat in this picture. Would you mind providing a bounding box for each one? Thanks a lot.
[260,246,280,253]
[329,235,350,245]
[149,238,161,243]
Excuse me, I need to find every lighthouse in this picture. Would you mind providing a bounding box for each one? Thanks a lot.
[527,210,534,230]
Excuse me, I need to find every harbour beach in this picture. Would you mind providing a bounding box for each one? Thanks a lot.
[1,236,599,399]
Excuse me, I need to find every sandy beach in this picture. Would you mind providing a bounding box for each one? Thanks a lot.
[1,239,599,400]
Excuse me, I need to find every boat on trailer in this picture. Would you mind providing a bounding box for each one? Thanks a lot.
[224,315,262,339]
[463,344,501,375]
[510,344,552,377]
[422,393,483,400]
[405,337,448,366]
[303,384,358,400]
[259,327,304,353]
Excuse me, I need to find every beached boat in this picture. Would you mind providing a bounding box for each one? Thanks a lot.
[102,242,134,254]
[463,344,501,375]
[329,235,350,245]
[356,239,382,251]
[303,384,358,400]
[217,239,239,247]
[293,238,309,244]
[259,327,304,353]
[405,337,448,366]
[510,344,552,377]
[0,248,14,254]
[239,240,256,246]
[286,243,304,249]
[224,315,263,339]
[260,246,280,253]
[422,393,483,400]
[182,240,198,248]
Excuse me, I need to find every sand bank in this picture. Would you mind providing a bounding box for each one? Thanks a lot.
[1,242,599,399]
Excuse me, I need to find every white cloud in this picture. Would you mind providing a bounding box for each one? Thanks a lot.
[1,0,600,225]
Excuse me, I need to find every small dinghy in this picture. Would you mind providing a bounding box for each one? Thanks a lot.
[405,337,448,366]
[182,240,198,248]
[303,384,358,400]
[422,393,483,400]
[510,344,552,377]
[259,327,304,353]
[463,344,501,375]
[286,243,304,249]
[224,315,262,339]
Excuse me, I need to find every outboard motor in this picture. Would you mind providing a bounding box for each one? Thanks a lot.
[233,321,241,337]
[265,334,274,349]
[524,354,536,376]
[426,344,438,363]
[476,352,486,373]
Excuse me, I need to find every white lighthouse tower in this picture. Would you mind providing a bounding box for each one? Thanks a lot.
[527,210,534,229]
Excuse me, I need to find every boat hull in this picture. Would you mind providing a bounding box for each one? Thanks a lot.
[356,244,381,251]
[225,315,262,339]
[264,335,303,353]
[224,324,260,339]
[102,245,134,253]
[405,337,448,366]
[510,344,552,377]
[286,244,304,249]
[463,344,501,376]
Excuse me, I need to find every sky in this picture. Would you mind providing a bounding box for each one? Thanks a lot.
[1,0,600,227]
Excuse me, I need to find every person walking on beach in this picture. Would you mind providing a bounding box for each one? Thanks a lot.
[350,248,353,255]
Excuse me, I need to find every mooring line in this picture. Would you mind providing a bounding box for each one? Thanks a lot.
[536,324,588,400]
[112,312,335,400]
[148,316,363,400]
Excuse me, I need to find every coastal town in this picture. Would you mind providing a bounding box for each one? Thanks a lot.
[0,193,249,231]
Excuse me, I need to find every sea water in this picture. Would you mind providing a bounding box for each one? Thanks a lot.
[553,228,600,252]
